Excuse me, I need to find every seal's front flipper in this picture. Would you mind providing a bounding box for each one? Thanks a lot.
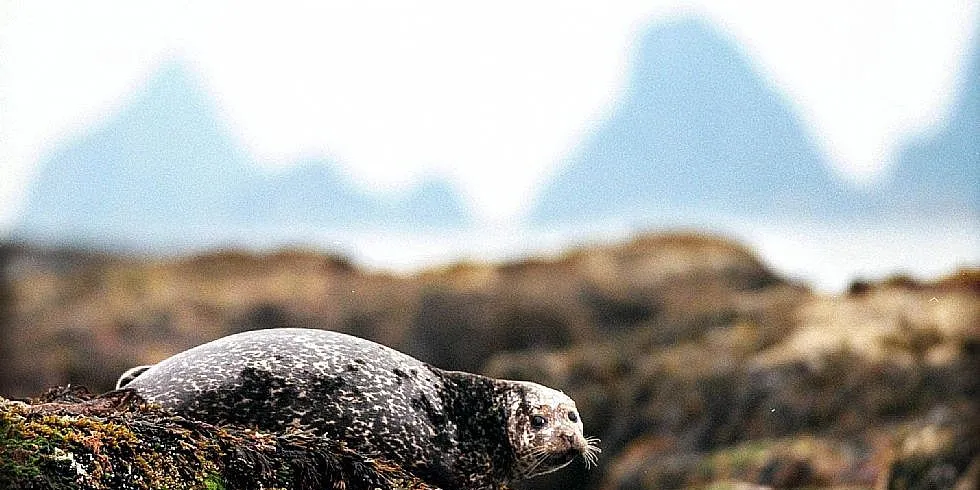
[116,364,154,389]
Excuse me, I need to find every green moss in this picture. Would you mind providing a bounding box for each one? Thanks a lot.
[202,474,226,490]
[0,397,227,489]
[1,406,63,484]
[1,391,441,490]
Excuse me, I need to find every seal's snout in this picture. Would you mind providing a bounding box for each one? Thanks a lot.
[561,431,577,447]
[558,430,587,453]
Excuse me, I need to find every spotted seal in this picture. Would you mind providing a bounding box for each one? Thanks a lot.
[119,328,599,489]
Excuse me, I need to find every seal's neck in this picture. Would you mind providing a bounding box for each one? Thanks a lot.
[431,368,518,485]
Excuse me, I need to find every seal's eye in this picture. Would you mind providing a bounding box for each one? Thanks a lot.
[568,411,579,423]
[531,415,547,429]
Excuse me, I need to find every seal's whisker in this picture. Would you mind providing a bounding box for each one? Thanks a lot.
[525,449,549,476]
[583,450,599,469]
[529,447,550,468]
[585,435,602,450]
[581,436,601,469]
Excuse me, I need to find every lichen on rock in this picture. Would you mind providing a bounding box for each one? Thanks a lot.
[0,386,440,490]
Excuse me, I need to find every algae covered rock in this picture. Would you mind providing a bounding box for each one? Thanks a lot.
[0,386,439,490]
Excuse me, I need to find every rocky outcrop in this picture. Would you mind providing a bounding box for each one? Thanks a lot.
[1,233,976,489]
[0,386,436,490]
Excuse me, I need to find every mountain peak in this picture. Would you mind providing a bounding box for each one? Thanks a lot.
[886,37,979,216]
[15,60,470,249]
[529,17,850,226]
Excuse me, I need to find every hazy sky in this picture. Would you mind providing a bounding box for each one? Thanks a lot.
[1,1,978,228]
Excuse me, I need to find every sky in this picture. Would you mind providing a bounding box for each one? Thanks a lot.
[0,2,978,291]
[2,1,978,227]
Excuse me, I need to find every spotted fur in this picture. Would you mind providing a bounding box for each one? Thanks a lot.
[123,328,597,489]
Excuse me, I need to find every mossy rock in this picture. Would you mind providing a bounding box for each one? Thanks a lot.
[0,386,439,490]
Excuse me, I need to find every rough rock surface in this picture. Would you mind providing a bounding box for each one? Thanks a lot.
[1,233,977,489]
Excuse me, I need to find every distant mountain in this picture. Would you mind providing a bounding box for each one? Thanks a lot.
[16,20,975,253]
[15,61,470,248]
[236,160,466,230]
[529,18,882,225]
[886,36,979,217]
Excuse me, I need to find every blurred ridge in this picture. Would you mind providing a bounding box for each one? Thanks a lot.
[13,59,470,249]
[530,17,979,226]
[530,17,849,225]
[886,33,979,215]
[10,18,978,253]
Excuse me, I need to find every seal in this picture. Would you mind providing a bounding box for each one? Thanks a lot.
[120,328,599,489]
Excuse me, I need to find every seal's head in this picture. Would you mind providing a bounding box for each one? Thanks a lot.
[503,380,600,480]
